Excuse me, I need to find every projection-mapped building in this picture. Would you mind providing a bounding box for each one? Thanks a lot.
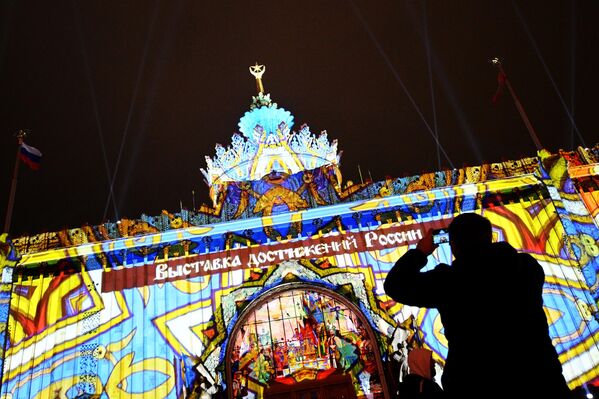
[1,65,598,399]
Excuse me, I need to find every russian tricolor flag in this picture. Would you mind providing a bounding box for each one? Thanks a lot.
[19,142,42,170]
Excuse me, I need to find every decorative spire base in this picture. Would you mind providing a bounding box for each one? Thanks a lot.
[250,92,277,110]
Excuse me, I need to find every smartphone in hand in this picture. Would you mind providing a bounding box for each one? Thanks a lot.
[432,229,449,245]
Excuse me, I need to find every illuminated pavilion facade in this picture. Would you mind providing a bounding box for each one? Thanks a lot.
[1,66,599,399]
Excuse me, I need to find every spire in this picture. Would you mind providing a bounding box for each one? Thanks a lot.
[249,63,275,110]
[249,63,266,94]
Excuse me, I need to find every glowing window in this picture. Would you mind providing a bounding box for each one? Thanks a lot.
[230,288,383,398]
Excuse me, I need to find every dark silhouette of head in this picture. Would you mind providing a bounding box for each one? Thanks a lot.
[448,213,492,258]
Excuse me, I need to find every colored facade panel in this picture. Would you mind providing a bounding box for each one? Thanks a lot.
[2,171,599,398]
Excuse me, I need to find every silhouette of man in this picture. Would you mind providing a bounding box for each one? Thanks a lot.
[384,213,571,398]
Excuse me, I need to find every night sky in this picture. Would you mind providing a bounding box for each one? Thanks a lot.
[1,1,598,237]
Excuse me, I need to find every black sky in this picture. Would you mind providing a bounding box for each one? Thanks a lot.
[1,0,598,237]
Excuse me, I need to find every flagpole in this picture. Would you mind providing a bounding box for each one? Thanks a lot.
[491,58,544,151]
[3,130,26,234]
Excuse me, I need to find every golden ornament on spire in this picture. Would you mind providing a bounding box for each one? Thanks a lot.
[249,63,266,94]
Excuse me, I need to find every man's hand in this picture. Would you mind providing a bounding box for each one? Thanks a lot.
[416,229,437,256]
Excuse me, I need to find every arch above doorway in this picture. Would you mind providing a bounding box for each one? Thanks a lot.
[226,283,388,399]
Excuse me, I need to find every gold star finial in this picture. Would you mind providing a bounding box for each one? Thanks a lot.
[249,63,266,94]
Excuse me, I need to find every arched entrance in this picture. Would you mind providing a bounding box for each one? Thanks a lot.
[226,283,388,399]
